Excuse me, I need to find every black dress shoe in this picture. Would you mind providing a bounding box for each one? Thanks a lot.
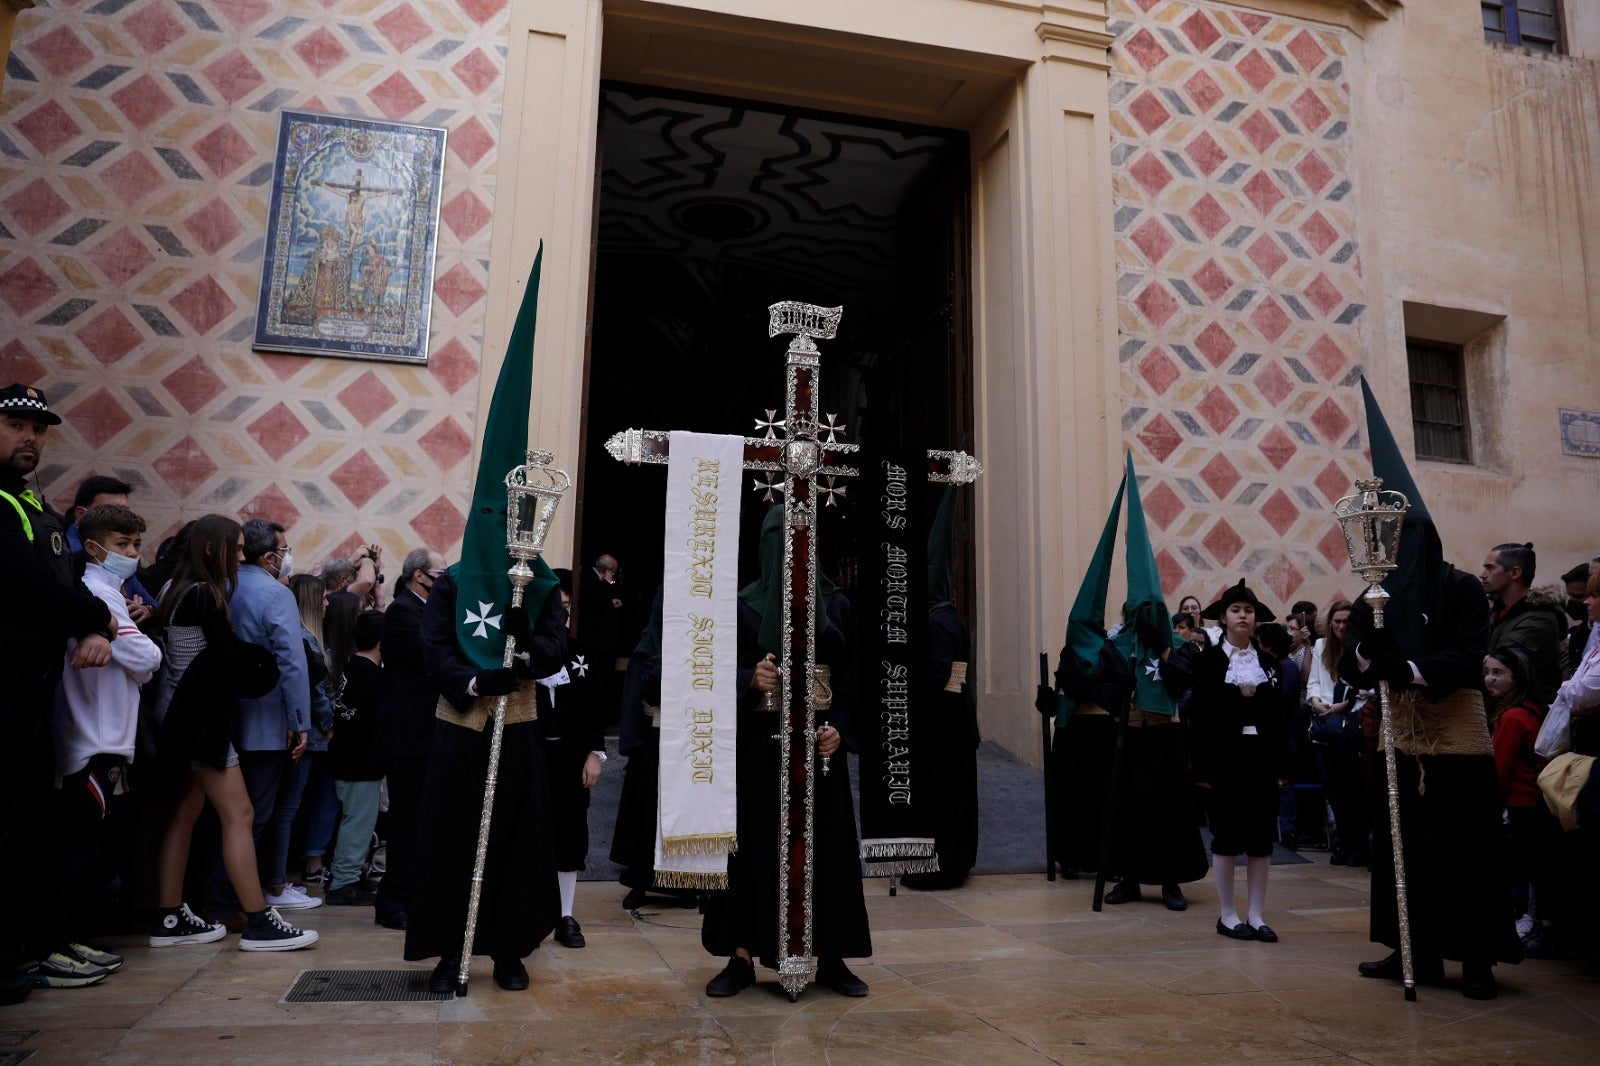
[555,915,586,949]
[1328,850,1348,866]
[706,956,755,997]
[375,910,407,930]
[1161,885,1188,911]
[493,957,529,991]
[429,957,459,994]
[817,958,868,997]
[621,886,647,910]
[1216,919,1256,940]
[1357,950,1444,983]
[1104,881,1143,905]
[1461,963,1498,1000]
[1253,924,1278,943]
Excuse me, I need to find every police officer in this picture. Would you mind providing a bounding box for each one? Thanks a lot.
[0,384,116,1000]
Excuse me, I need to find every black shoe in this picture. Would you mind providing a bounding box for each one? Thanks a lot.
[429,957,459,995]
[0,976,29,1005]
[325,884,377,906]
[1522,931,1563,959]
[706,956,755,997]
[899,872,963,892]
[816,958,868,997]
[1347,851,1370,868]
[1461,963,1497,1000]
[1217,919,1256,940]
[375,910,407,931]
[1058,865,1081,881]
[1104,881,1143,905]
[1253,924,1278,943]
[1280,832,1299,852]
[554,916,585,949]
[1161,885,1188,911]
[493,958,529,991]
[1358,950,1444,983]
[621,886,647,910]
[1328,850,1348,866]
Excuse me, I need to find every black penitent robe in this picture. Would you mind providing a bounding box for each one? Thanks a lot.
[700,598,872,965]
[1348,567,1521,965]
[403,575,562,963]
[926,606,980,880]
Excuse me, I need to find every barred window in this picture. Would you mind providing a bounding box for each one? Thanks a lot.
[1483,1,1564,53]
[1407,339,1472,464]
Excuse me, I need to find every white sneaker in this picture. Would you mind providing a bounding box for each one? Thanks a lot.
[264,884,323,911]
[238,907,318,952]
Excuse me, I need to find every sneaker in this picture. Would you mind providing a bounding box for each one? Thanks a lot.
[238,908,319,952]
[150,903,228,947]
[265,884,323,911]
[302,867,327,888]
[1516,913,1537,939]
[67,943,124,972]
[19,951,111,988]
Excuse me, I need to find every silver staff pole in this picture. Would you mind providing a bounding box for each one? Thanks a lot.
[457,451,570,996]
[1333,477,1416,1003]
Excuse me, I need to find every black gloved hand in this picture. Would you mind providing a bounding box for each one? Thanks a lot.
[475,668,519,698]
[1367,655,1414,689]
[503,604,532,652]
[1358,626,1402,663]
[1035,684,1058,719]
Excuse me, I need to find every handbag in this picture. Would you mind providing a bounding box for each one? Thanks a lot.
[1539,751,1596,831]
[1308,708,1360,746]
[1534,690,1572,759]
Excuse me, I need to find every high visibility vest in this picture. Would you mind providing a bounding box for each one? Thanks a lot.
[0,486,38,542]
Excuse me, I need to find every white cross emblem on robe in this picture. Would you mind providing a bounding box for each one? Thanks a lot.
[570,654,589,678]
[464,601,501,639]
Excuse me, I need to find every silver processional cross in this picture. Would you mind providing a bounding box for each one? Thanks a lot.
[605,300,982,1000]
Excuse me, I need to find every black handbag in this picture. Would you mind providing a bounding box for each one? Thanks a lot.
[1308,708,1360,746]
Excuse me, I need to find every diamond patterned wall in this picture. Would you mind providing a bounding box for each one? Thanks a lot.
[0,0,509,563]
[1111,0,1371,611]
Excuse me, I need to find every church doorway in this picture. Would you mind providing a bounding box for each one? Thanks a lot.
[576,84,974,643]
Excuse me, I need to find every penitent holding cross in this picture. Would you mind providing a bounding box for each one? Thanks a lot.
[606,301,982,1000]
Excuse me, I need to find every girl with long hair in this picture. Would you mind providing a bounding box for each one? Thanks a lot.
[1305,600,1370,866]
[1484,647,1557,955]
[286,574,337,893]
[149,514,316,950]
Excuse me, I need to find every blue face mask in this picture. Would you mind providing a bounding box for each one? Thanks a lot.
[90,541,140,583]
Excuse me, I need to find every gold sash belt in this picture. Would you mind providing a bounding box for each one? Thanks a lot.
[434,689,538,732]
[945,661,968,694]
[1392,688,1491,757]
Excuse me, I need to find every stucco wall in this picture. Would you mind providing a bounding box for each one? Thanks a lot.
[0,0,509,563]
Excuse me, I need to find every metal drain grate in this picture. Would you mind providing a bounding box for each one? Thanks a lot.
[282,969,451,1004]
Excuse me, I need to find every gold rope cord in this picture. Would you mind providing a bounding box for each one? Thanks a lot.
[434,690,538,731]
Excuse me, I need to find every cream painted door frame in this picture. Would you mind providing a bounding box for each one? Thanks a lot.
[487,0,1116,764]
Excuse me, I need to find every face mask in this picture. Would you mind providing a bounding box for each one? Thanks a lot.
[275,550,296,580]
[91,542,139,582]
[1568,599,1586,622]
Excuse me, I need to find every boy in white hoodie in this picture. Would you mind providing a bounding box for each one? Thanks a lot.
[27,505,162,989]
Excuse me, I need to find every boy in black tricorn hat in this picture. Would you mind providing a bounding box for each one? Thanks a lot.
[1167,580,1290,943]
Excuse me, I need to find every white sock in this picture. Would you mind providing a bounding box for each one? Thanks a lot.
[558,870,577,918]
[1213,853,1240,927]
[1246,855,1270,928]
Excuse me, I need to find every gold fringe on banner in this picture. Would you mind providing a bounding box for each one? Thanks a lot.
[859,839,936,860]
[653,869,730,891]
[661,833,739,859]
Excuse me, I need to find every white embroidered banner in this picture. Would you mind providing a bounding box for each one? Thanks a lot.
[655,431,743,888]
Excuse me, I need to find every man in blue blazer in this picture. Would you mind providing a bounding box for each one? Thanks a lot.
[213,518,314,922]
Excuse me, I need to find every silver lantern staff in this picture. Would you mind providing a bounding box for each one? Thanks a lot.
[457,450,570,996]
[1332,476,1416,1003]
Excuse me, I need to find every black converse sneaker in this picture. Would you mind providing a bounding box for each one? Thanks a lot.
[150,903,228,947]
[238,907,319,952]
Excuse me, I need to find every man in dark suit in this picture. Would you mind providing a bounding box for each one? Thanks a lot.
[374,548,446,930]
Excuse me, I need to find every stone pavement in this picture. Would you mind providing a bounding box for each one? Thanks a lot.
[4,858,1600,1064]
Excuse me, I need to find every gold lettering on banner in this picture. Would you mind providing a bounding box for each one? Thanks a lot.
[688,708,715,782]
[687,458,721,597]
